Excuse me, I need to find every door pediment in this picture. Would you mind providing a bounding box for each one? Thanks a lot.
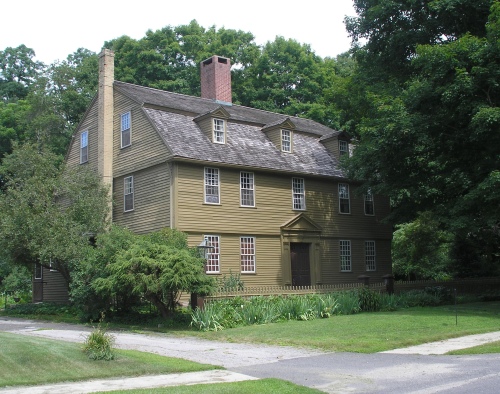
[281,213,322,233]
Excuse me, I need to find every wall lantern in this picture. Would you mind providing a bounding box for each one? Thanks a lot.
[197,239,214,260]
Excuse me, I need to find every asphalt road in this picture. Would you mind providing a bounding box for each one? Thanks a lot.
[1,316,500,393]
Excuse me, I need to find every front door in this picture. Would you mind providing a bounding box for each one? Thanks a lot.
[290,243,311,286]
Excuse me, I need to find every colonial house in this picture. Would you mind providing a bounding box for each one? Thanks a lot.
[34,49,392,302]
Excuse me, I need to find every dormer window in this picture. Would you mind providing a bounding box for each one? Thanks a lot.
[80,130,88,164]
[281,130,292,153]
[213,118,225,144]
[339,140,348,157]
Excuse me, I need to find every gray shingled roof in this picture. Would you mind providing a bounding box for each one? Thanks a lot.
[115,81,345,178]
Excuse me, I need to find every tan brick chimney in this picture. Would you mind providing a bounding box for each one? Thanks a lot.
[98,49,114,219]
[200,55,232,104]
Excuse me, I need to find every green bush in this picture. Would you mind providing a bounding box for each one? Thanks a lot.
[357,287,382,312]
[82,319,115,360]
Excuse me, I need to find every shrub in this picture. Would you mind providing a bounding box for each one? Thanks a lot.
[82,317,115,360]
[334,291,361,315]
[357,287,382,312]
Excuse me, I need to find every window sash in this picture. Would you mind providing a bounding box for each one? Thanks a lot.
[80,131,88,163]
[124,176,134,211]
[240,172,255,207]
[34,263,42,279]
[281,130,291,152]
[204,235,220,273]
[339,183,350,214]
[240,236,255,273]
[213,118,225,144]
[365,241,376,271]
[292,178,305,210]
[364,191,375,215]
[340,240,351,272]
[339,140,348,156]
[204,168,220,204]
[121,112,131,147]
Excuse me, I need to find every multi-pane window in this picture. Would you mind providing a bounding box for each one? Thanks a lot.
[121,112,131,148]
[213,118,225,144]
[124,176,134,212]
[364,190,375,215]
[240,172,255,207]
[338,183,350,214]
[204,167,220,204]
[204,235,220,273]
[34,263,42,279]
[339,140,348,157]
[365,241,376,271]
[281,130,291,152]
[340,240,352,272]
[240,236,256,273]
[292,178,306,210]
[80,130,88,163]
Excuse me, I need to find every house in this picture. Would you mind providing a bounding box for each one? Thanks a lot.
[34,49,392,303]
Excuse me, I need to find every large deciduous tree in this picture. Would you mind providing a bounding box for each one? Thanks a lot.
[0,143,110,286]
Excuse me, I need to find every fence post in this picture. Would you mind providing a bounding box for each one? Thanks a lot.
[358,275,370,286]
[382,274,394,294]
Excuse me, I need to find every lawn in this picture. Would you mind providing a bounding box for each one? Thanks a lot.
[0,332,219,387]
[181,301,500,353]
[447,341,500,355]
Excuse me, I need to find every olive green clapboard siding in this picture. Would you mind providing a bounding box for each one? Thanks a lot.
[321,138,340,161]
[187,233,283,286]
[113,162,171,234]
[174,163,391,240]
[113,91,172,178]
[196,117,213,141]
[41,267,69,303]
[66,100,99,171]
[320,238,392,284]
[264,128,281,151]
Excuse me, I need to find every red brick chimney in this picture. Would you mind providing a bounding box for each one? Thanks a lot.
[200,55,232,104]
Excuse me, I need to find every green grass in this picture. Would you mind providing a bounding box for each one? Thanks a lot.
[182,301,500,353]
[447,341,500,355]
[100,378,323,394]
[0,332,219,387]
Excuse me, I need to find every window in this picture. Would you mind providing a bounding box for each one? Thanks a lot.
[240,172,255,207]
[292,178,306,210]
[49,259,58,272]
[204,168,220,204]
[281,130,292,152]
[213,118,225,144]
[240,236,256,273]
[338,183,350,214]
[364,190,375,215]
[365,241,376,271]
[339,140,348,157]
[124,176,134,211]
[121,112,131,148]
[204,235,220,273]
[80,130,88,163]
[340,240,351,272]
[34,263,42,279]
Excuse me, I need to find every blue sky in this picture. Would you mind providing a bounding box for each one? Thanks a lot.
[1,0,356,65]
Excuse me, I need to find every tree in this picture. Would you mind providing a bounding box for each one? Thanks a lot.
[0,143,110,286]
[92,228,216,318]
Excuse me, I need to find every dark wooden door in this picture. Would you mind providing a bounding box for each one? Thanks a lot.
[33,281,43,302]
[290,243,311,286]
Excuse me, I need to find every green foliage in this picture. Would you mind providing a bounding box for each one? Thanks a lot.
[3,302,79,317]
[357,287,381,312]
[82,317,115,361]
[216,270,245,292]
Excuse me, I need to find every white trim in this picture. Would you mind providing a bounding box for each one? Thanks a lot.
[204,167,220,204]
[80,130,88,164]
[365,240,376,271]
[121,112,131,148]
[240,171,255,207]
[292,177,306,210]
[124,175,134,212]
[240,236,256,273]
[204,235,220,273]
[213,118,225,144]
[338,183,350,214]
[340,240,352,272]
[281,129,292,153]
[34,263,42,279]
[364,190,375,216]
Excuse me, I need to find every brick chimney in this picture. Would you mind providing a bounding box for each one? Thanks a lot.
[98,48,114,219]
[200,55,232,104]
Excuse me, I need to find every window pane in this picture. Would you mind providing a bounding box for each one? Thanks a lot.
[204,168,220,203]
[339,183,350,214]
[340,240,351,271]
[80,131,88,163]
[240,172,254,206]
[240,236,255,273]
[121,113,131,147]
[281,130,291,152]
[364,191,374,215]
[213,118,225,143]
[124,176,134,211]
[292,178,305,210]
[205,235,220,273]
[365,241,376,271]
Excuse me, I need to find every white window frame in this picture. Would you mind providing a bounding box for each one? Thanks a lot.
[292,177,306,210]
[80,130,88,164]
[240,236,256,273]
[213,118,225,144]
[49,259,58,272]
[204,167,220,204]
[339,140,348,157]
[34,263,43,279]
[204,235,220,273]
[121,112,131,148]
[281,129,292,153]
[364,190,375,216]
[338,183,350,214]
[240,172,255,207]
[365,241,376,271]
[124,176,134,212]
[340,240,352,272]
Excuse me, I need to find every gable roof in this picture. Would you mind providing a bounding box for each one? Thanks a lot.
[114,81,346,178]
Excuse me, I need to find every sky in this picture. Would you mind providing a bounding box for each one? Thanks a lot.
[0,0,356,65]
